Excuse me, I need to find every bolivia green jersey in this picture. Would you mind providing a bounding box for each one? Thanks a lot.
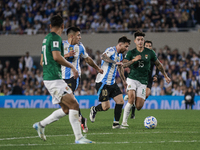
[125,47,157,85]
[42,32,64,80]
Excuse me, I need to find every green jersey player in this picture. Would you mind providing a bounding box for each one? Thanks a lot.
[33,15,94,144]
[122,30,171,127]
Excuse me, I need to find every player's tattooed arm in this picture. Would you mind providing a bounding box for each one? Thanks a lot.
[40,54,43,66]
[101,53,116,64]
[123,59,134,68]
[123,55,141,68]
[118,66,126,82]
[154,59,171,83]
[117,66,127,88]
[85,56,104,74]
[154,59,165,75]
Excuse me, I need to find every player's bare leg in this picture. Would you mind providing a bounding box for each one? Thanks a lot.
[131,87,150,119]
[146,88,151,99]
[135,97,145,110]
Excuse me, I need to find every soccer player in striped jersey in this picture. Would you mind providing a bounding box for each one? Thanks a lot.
[121,30,171,127]
[89,36,141,129]
[62,27,103,132]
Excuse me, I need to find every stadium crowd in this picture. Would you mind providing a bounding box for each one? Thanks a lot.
[0,0,200,34]
[0,45,200,97]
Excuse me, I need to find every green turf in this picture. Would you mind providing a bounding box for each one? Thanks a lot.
[0,108,200,150]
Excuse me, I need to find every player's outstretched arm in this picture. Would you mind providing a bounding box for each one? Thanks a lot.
[101,53,123,66]
[85,56,103,74]
[40,54,43,67]
[52,51,78,78]
[117,66,127,89]
[154,59,171,83]
[101,53,116,64]
[123,55,141,68]
[64,50,76,58]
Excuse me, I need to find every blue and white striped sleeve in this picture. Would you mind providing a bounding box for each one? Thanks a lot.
[80,43,89,58]
[120,54,123,62]
[103,47,115,57]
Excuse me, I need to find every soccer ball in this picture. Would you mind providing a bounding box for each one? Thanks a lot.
[144,116,157,129]
[124,95,128,101]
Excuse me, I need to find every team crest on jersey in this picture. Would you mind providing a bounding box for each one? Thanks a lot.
[66,87,70,91]
[128,85,131,88]
[145,54,148,59]
[53,41,59,47]
[69,47,73,51]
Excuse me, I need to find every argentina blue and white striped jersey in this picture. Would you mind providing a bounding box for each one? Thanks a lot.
[95,46,123,85]
[61,40,89,79]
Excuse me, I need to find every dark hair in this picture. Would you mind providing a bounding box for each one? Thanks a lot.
[134,30,145,38]
[118,36,131,44]
[50,15,63,27]
[66,27,81,35]
[144,40,153,46]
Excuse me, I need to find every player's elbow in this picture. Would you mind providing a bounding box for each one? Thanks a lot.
[53,55,60,62]
[40,62,43,67]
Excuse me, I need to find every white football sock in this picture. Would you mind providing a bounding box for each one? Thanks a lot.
[69,109,83,141]
[122,102,133,123]
[40,108,66,127]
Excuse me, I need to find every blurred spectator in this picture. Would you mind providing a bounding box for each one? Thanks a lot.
[191,75,199,90]
[24,51,33,71]
[165,86,173,95]
[4,60,11,74]
[24,22,35,35]
[184,86,195,110]
[34,12,43,22]
[11,79,23,95]
[151,82,161,96]
[74,85,86,96]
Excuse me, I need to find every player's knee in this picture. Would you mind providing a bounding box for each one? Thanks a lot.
[70,100,79,110]
[116,100,124,105]
[120,100,124,105]
[136,104,143,110]
[102,105,110,111]
[63,109,69,114]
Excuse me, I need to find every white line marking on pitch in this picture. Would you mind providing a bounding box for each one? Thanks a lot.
[0,140,199,147]
[0,131,199,141]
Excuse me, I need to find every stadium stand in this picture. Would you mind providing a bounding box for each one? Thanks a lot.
[0,45,200,96]
[0,0,200,34]
[0,0,200,96]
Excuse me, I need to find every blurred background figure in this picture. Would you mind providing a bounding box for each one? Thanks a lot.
[184,86,195,110]
[24,51,33,71]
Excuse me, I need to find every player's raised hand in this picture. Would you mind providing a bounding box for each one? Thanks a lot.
[133,55,141,61]
[72,67,78,79]
[123,81,127,89]
[116,62,123,66]
[98,68,104,74]
[165,76,171,83]
[64,50,76,58]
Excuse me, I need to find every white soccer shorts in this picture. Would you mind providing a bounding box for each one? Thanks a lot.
[43,79,72,104]
[126,78,147,100]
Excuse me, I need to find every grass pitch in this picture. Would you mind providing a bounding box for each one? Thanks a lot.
[0,108,200,150]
